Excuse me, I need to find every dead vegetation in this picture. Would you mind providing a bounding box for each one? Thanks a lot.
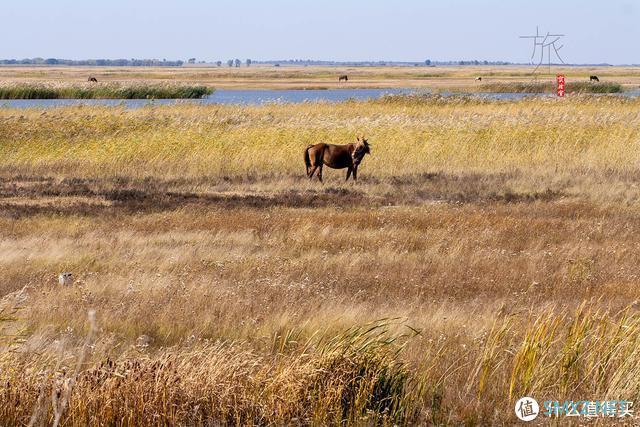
[1,96,640,424]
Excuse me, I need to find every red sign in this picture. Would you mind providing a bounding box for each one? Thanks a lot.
[556,74,566,97]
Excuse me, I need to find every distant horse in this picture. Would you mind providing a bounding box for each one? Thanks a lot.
[475,77,482,81]
[88,77,98,82]
[304,136,371,182]
[590,75,599,82]
[338,75,348,82]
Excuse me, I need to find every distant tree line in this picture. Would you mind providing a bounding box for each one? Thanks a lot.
[254,59,514,66]
[0,57,522,68]
[0,58,184,66]
[432,59,511,66]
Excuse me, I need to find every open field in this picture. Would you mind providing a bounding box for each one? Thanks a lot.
[2,96,640,424]
[1,64,640,91]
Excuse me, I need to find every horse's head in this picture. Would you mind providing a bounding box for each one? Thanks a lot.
[353,136,371,166]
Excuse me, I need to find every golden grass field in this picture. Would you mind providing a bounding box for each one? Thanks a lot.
[1,77,640,424]
[1,64,640,90]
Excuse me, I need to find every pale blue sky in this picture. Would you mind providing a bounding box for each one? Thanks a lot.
[2,0,638,64]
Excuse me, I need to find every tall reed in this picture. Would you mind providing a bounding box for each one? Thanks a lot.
[0,83,213,99]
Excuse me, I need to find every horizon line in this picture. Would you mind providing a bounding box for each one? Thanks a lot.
[1,57,638,67]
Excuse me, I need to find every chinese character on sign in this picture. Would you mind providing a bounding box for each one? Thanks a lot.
[557,74,565,97]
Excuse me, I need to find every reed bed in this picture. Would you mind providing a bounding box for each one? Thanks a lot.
[477,81,624,94]
[4,303,640,424]
[1,319,419,425]
[1,95,639,179]
[1,96,640,424]
[0,83,213,99]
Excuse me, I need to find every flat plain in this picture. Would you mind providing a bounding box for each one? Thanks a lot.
[1,65,640,425]
[1,64,640,90]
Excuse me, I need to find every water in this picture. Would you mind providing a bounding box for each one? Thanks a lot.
[0,88,638,109]
[0,88,409,109]
[208,88,411,104]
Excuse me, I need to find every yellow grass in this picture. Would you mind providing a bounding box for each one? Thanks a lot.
[1,96,639,178]
[1,64,640,90]
[1,95,640,424]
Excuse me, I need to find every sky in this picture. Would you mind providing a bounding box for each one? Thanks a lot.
[2,0,638,64]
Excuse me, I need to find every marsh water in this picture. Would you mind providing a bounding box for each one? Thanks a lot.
[1,88,639,109]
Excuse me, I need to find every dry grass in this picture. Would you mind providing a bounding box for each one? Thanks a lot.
[1,64,639,90]
[1,96,639,178]
[1,95,640,424]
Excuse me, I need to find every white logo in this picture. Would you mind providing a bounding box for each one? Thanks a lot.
[515,397,539,421]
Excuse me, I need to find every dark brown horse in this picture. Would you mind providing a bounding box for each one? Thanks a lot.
[304,136,371,182]
[88,77,98,82]
[338,75,348,82]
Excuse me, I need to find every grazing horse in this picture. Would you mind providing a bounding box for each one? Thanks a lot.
[304,136,371,182]
[590,75,599,82]
[338,75,348,82]
[475,77,482,81]
[88,76,98,82]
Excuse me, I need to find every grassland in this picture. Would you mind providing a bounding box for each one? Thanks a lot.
[1,64,639,91]
[1,95,640,424]
[0,82,212,99]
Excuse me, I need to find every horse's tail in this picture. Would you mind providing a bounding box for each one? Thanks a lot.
[304,145,313,176]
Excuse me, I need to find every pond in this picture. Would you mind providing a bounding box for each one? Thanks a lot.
[1,88,638,109]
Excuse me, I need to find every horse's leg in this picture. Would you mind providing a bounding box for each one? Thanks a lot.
[308,166,318,179]
[352,166,357,182]
[346,167,352,181]
[307,162,315,177]
[316,147,327,183]
[308,147,322,179]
